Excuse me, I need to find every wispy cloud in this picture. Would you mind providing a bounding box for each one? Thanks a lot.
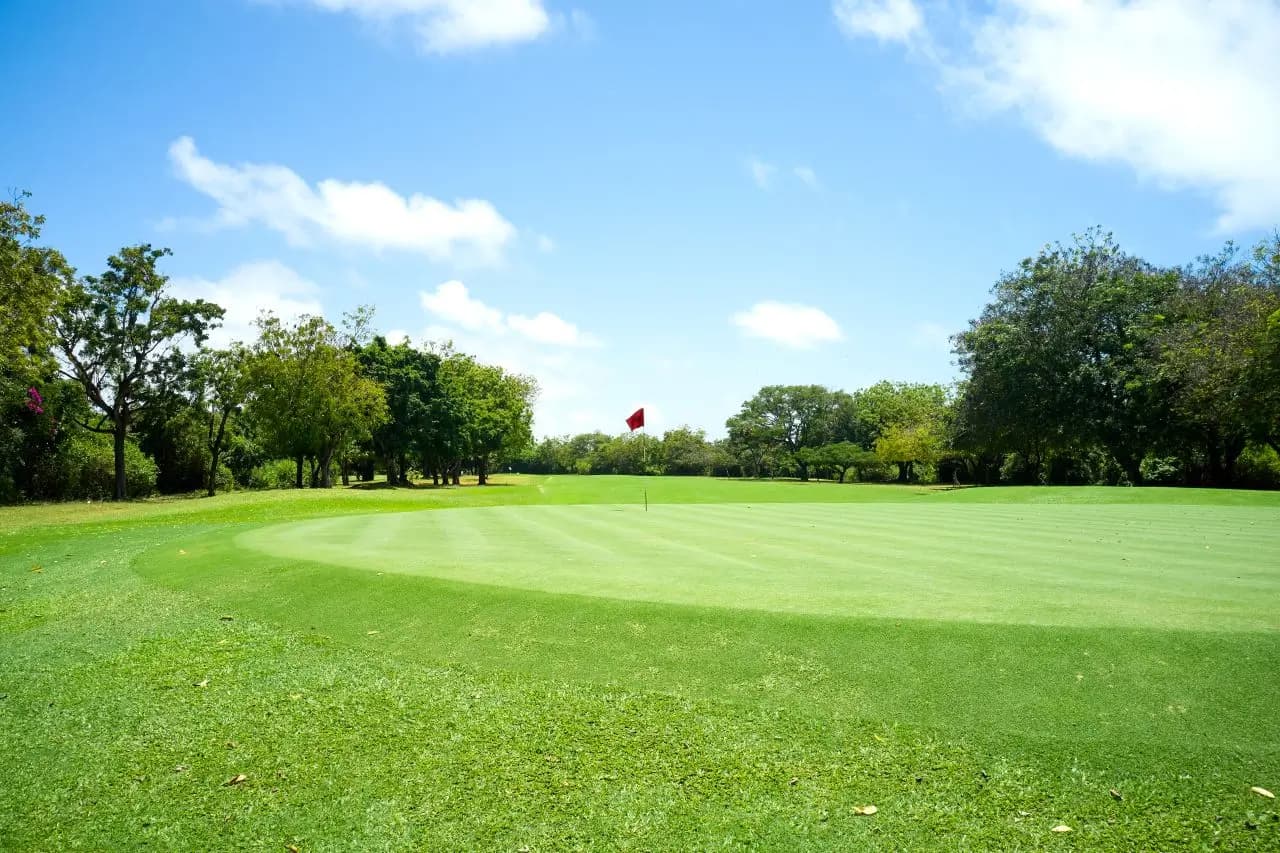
[832,0,923,44]
[793,165,820,189]
[731,301,843,349]
[746,157,777,190]
[286,0,552,54]
[169,137,517,262]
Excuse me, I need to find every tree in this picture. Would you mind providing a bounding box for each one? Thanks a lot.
[358,336,443,485]
[662,426,713,475]
[852,382,950,482]
[727,385,841,480]
[249,314,387,488]
[807,441,874,483]
[54,245,222,500]
[195,346,251,496]
[0,193,70,377]
[875,422,946,483]
[443,353,536,485]
[954,229,1176,483]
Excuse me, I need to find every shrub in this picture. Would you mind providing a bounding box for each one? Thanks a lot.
[1236,444,1280,489]
[248,458,299,490]
[1140,455,1183,486]
[29,432,157,500]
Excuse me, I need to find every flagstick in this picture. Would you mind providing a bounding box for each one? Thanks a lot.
[642,426,648,510]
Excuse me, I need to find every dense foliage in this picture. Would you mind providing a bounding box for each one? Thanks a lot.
[2,195,1277,500]
[0,196,538,502]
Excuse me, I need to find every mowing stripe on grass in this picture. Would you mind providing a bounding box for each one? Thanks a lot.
[234,502,1280,631]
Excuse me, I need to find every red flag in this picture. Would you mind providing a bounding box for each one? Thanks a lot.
[625,407,645,431]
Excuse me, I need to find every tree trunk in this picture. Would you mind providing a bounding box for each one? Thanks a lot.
[896,461,908,483]
[1220,437,1246,487]
[295,456,304,489]
[477,456,488,486]
[341,455,351,487]
[113,425,127,501]
[319,447,335,488]
[207,409,230,497]
[451,463,461,486]
[797,460,809,482]
[398,453,410,485]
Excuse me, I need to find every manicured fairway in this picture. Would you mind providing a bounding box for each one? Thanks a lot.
[235,502,1280,630]
[3,477,1280,850]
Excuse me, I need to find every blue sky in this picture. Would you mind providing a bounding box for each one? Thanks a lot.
[3,0,1278,437]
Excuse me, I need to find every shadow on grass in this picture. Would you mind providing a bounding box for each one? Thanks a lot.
[348,479,520,491]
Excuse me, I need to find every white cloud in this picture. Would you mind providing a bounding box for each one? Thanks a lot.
[384,328,411,345]
[419,280,506,333]
[169,261,325,349]
[956,0,1280,232]
[746,157,777,190]
[833,0,923,44]
[415,281,605,434]
[793,165,819,189]
[419,280,598,346]
[508,311,600,347]
[169,136,517,261]
[731,301,844,349]
[294,0,551,53]
[836,0,1280,232]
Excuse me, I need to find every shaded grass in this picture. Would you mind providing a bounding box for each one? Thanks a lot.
[3,478,1280,849]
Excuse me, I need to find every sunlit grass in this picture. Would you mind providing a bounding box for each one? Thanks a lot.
[2,477,1278,849]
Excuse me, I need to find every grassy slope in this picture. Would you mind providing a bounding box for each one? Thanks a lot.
[2,477,1279,850]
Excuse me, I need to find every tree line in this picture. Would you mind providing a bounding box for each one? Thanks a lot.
[4,193,1279,500]
[1,194,536,502]
[520,230,1280,489]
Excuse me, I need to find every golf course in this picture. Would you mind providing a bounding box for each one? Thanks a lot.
[2,476,1278,850]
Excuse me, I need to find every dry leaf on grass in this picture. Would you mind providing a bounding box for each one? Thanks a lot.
[1251,786,1275,799]
[852,805,878,815]
[366,630,380,635]
[285,846,300,853]
[194,678,209,688]
[1051,824,1073,833]
[1109,788,1123,800]
[224,774,248,786]
[219,615,234,621]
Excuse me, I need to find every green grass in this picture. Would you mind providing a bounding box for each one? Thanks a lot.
[3,477,1279,850]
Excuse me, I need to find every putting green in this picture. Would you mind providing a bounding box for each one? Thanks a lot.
[235,501,1280,631]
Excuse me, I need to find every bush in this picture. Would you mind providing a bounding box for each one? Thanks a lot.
[1236,444,1280,489]
[1140,455,1183,486]
[29,432,157,500]
[249,458,299,490]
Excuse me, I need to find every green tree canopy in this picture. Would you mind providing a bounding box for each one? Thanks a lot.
[54,245,223,500]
